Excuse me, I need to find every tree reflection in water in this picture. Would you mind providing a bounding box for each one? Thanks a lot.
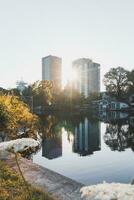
[104,119,134,152]
[40,115,74,159]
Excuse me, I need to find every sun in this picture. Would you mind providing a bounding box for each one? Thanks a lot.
[62,67,77,88]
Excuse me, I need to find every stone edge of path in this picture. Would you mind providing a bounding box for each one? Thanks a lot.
[4,155,86,200]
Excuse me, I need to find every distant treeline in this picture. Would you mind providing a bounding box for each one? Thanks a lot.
[1,67,134,110]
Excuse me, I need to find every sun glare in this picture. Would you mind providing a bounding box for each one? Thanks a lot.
[62,68,77,88]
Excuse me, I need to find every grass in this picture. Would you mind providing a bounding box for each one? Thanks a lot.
[0,160,55,200]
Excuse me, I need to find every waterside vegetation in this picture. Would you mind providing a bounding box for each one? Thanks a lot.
[0,95,38,139]
[0,160,55,200]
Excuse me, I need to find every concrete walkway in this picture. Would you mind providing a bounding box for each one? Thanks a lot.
[5,156,86,200]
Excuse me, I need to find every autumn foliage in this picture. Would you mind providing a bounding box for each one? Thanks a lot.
[0,95,38,138]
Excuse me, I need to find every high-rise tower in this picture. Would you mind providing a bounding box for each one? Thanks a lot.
[72,58,100,97]
[42,55,62,89]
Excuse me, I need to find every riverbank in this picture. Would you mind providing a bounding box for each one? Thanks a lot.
[1,150,134,200]
[0,159,54,200]
[3,154,85,200]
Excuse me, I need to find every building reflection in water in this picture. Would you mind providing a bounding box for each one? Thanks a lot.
[40,113,134,159]
[42,136,62,159]
[41,115,101,159]
[41,115,62,160]
[73,118,101,156]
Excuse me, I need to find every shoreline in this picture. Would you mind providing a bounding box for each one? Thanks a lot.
[4,155,86,200]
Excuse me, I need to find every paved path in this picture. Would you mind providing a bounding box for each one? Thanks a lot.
[5,156,86,200]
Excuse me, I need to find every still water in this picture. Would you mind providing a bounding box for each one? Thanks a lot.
[33,112,134,185]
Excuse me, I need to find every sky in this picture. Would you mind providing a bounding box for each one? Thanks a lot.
[0,0,134,91]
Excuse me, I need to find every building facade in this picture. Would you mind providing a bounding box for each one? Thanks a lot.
[72,58,100,97]
[42,55,62,89]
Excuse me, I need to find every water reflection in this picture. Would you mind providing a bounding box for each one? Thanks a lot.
[42,134,62,159]
[33,112,134,185]
[98,111,129,123]
[103,115,134,152]
[40,115,101,159]
[73,118,101,156]
[39,112,134,160]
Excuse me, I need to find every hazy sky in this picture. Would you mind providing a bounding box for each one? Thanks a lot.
[0,0,134,90]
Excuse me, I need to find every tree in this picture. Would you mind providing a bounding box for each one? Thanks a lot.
[86,92,100,103]
[0,95,38,139]
[0,87,8,94]
[104,67,128,99]
[22,80,53,108]
[127,70,134,95]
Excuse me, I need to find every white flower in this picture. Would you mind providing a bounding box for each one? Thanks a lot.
[0,138,39,153]
[80,182,134,200]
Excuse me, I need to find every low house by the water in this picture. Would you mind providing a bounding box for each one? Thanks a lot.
[99,100,129,111]
[98,111,129,123]
[94,93,129,111]
[108,101,129,111]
